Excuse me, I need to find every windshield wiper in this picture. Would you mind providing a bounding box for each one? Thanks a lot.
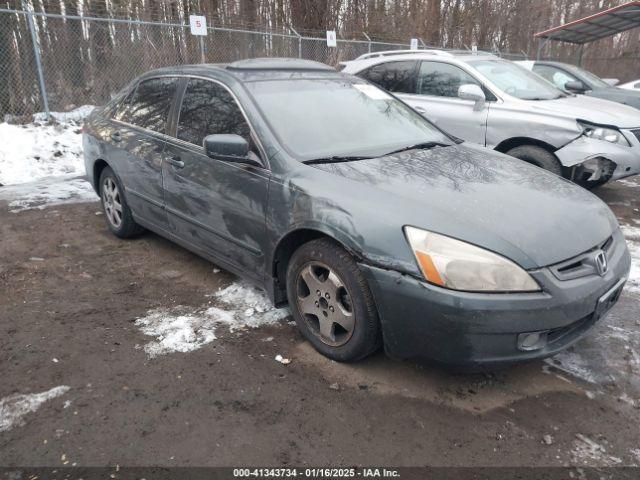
[382,141,450,156]
[303,155,374,165]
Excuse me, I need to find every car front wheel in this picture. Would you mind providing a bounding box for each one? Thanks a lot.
[286,238,382,362]
[506,145,562,176]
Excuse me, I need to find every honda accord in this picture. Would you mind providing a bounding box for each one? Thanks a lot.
[83,58,630,366]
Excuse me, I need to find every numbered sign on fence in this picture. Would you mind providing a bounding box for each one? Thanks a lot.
[410,38,419,50]
[326,30,337,47]
[189,15,207,36]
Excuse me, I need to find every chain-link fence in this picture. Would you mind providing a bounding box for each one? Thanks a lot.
[0,7,417,122]
[1,7,533,123]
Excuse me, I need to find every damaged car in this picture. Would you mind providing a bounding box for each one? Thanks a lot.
[84,59,630,367]
[341,50,640,187]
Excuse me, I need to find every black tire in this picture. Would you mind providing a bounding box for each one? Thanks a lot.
[286,238,382,362]
[505,145,562,176]
[98,166,145,238]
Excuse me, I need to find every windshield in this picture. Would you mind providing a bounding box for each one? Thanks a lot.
[563,64,610,89]
[469,59,565,100]
[245,79,452,161]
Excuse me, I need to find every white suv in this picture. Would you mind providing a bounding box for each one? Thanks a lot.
[342,50,640,187]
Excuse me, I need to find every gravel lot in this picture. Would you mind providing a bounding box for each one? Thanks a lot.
[1,170,639,469]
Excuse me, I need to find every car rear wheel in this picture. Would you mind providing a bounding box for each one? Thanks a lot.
[286,238,382,362]
[99,166,144,238]
[506,145,562,176]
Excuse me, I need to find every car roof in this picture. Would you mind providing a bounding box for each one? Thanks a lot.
[532,60,573,68]
[138,58,340,84]
[341,50,498,71]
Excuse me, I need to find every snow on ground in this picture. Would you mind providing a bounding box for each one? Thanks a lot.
[33,105,95,124]
[0,176,96,212]
[0,106,95,211]
[544,350,601,385]
[0,386,70,432]
[622,224,640,293]
[135,282,290,358]
[571,433,623,467]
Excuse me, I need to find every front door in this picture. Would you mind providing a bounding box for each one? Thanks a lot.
[399,60,489,145]
[162,77,270,281]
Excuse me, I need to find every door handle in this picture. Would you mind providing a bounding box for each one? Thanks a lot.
[110,131,122,142]
[167,155,185,169]
[414,106,427,113]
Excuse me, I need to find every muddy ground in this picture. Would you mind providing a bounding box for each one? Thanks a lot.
[1,178,639,469]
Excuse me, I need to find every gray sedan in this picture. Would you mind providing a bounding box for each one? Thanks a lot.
[83,59,630,367]
[519,60,640,110]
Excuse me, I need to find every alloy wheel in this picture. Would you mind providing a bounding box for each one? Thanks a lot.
[295,261,355,347]
[102,177,123,229]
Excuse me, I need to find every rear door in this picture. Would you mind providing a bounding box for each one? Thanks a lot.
[108,77,179,229]
[162,77,270,280]
[399,61,489,145]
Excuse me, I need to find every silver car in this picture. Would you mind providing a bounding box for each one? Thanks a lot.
[342,50,640,187]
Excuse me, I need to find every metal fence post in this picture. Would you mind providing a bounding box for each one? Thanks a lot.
[291,27,302,58]
[362,32,372,53]
[199,36,205,63]
[22,0,50,120]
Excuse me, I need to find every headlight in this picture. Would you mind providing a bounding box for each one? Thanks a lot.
[578,121,630,146]
[404,226,540,292]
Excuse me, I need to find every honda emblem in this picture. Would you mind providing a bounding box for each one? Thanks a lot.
[595,251,608,277]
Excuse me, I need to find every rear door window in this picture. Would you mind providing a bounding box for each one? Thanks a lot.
[176,78,251,147]
[119,77,178,133]
[417,61,481,97]
[360,61,418,94]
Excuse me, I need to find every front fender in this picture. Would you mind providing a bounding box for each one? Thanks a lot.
[486,103,582,150]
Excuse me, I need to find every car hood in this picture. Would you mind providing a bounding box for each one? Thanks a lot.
[585,87,640,111]
[526,94,640,128]
[310,143,617,269]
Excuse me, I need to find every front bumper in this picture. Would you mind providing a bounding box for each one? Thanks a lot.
[360,229,631,366]
[556,130,640,183]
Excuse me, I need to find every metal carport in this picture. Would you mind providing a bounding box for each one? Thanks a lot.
[535,1,640,64]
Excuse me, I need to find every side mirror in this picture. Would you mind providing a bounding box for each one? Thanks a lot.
[564,80,587,93]
[602,78,619,87]
[203,134,261,167]
[458,84,485,110]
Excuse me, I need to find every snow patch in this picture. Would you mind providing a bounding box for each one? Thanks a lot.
[544,350,598,384]
[0,176,96,212]
[0,121,85,186]
[212,282,290,329]
[621,225,640,293]
[135,309,221,358]
[33,105,95,123]
[571,434,622,467]
[0,106,96,211]
[618,178,640,188]
[0,386,70,432]
[135,282,290,358]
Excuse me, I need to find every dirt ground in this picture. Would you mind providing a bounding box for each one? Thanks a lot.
[1,178,639,469]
